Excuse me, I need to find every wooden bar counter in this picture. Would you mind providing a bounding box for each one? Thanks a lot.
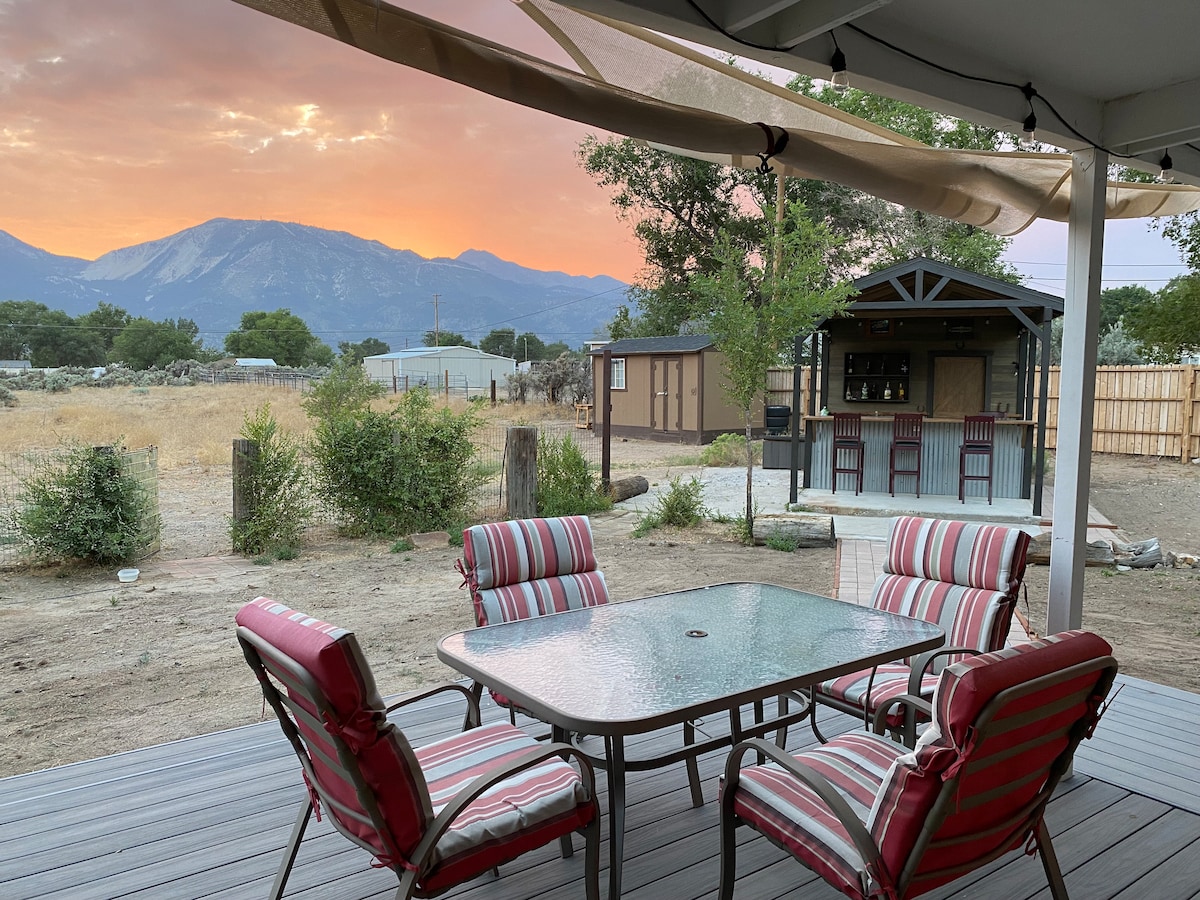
[803,415,1034,499]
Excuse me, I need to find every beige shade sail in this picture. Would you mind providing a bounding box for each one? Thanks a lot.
[231,0,1200,234]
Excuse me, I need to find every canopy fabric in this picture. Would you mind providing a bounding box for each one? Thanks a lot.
[231,0,1200,235]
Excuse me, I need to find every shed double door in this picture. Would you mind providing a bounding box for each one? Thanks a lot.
[650,356,683,433]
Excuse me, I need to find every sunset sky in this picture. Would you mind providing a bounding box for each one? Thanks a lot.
[0,0,1187,291]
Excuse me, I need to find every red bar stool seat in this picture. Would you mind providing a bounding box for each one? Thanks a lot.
[888,413,924,497]
[959,415,996,504]
[831,413,864,495]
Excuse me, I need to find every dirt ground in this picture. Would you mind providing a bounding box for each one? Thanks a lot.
[2,446,1199,779]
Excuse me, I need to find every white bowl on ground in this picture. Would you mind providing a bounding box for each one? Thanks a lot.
[117,568,140,583]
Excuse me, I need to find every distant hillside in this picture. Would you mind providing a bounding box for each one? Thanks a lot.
[0,219,629,346]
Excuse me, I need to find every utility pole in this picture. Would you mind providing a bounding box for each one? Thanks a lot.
[431,294,441,346]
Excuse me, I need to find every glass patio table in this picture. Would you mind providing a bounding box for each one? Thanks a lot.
[436,581,944,900]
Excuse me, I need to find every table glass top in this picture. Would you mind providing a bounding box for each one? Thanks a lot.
[437,582,944,730]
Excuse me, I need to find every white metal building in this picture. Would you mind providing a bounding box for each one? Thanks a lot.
[364,346,516,394]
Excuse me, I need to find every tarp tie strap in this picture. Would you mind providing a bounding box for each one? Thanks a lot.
[753,123,789,174]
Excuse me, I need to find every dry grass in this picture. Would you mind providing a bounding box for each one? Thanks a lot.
[0,385,580,472]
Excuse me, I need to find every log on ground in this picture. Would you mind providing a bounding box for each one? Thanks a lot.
[1026,533,1115,567]
[752,513,836,548]
[608,475,649,502]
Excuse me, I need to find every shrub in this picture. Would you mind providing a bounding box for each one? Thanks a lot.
[633,476,706,537]
[765,534,799,552]
[302,357,385,421]
[10,444,157,565]
[536,432,611,517]
[309,388,481,535]
[0,384,17,407]
[701,432,761,467]
[229,403,313,555]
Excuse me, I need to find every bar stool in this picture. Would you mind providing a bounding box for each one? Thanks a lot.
[959,415,996,504]
[831,413,864,495]
[888,413,924,497]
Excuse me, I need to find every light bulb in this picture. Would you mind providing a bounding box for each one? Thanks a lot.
[1158,151,1174,183]
[830,48,849,94]
[1018,111,1038,151]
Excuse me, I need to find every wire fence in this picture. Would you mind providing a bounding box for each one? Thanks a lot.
[0,446,161,569]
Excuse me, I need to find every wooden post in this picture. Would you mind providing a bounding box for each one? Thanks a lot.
[505,426,538,519]
[444,369,450,399]
[490,379,497,406]
[232,439,259,526]
[601,347,612,491]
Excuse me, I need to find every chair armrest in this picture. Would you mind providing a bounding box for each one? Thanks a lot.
[385,682,481,729]
[871,694,933,736]
[906,645,981,694]
[724,738,893,893]
[409,742,599,873]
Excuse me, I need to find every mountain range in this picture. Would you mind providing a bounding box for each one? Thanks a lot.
[0,219,630,347]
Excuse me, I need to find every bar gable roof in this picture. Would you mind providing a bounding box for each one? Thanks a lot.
[846,258,1064,321]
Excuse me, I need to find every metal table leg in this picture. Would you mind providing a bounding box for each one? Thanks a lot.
[605,735,627,900]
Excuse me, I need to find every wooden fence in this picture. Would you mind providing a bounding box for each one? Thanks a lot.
[767,365,1200,462]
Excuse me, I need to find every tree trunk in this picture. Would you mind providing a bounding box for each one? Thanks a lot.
[744,412,754,535]
[751,513,836,548]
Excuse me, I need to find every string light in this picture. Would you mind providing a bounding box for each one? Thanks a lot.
[830,34,849,93]
[1158,151,1174,183]
[1018,83,1038,150]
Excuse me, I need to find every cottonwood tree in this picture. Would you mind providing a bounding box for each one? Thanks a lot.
[1126,274,1200,362]
[580,80,1017,338]
[422,330,475,348]
[111,317,203,369]
[692,204,855,533]
[338,337,390,364]
[224,309,328,366]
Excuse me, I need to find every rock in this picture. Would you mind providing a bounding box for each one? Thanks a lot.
[409,531,450,549]
[1112,537,1162,568]
[1171,552,1199,568]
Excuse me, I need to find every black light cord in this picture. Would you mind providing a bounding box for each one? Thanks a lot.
[681,0,1168,164]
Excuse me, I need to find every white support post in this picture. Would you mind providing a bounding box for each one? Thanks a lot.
[1047,148,1107,634]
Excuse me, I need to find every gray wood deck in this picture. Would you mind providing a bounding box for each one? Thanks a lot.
[3,673,1199,900]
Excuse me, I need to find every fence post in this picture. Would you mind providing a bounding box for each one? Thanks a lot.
[232,439,259,527]
[444,369,450,399]
[1183,365,1198,463]
[490,379,497,406]
[505,426,537,519]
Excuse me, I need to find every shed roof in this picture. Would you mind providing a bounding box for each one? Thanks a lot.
[366,347,516,363]
[235,358,278,367]
[593,335,714,355]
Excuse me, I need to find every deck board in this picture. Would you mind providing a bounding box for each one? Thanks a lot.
[3,675,1200,900]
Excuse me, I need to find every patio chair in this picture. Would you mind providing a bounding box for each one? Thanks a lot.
[235,597,600,900]
[811,515,1031,746]
[457,515,703,807]
[719,630,1118,900]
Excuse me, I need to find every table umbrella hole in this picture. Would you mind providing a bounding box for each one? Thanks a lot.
[685,629,708,638]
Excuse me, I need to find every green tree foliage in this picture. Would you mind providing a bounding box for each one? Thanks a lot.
[302,357,385,421]
[480,327,517,358]
[535,352,592,404]
[579,80,1017,337]
[338,337,391,365]
[224,308,324,366]
[230,404,312,555]
[111,317,202,369]
[693,204,855,531]
[1154,211,1200,272]
[1126,274,1200,363]
[422,330,475,348]
[0,300,105,366]
[1095,319,1146,365]
[1098,285,1154,334]
[11,445,157,565]
[308,388,480,535]
[76,303,131,355]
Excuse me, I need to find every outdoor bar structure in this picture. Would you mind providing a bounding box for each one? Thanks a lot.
[800,259,1063,509]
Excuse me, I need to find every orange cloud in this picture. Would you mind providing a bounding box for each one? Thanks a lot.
[0,0,642,281]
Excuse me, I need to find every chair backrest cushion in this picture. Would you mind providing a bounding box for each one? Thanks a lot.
[867,630,1115,892]
[461,516,608,627]
[883,516,1029,594]
[870,574,1008,671]
[236,598,431,862]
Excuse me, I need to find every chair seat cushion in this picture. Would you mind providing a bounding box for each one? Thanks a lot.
[415,722,594,892]
[476,570,609,628]
[726,732,906,899]
[814,663,940,726]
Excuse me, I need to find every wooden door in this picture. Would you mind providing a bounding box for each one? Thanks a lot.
[932,356,985,417]
[650,356,683,432]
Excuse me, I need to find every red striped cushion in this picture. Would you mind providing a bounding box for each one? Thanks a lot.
[464,516,599,591]
[476,570,609,626]
[727,733,906,899]
[415,722,595,892]
[814,663,940,726]
[236,599,430,861]
[883,517,1029,594]
[869,630,1114,892]
[871,574,1010,667]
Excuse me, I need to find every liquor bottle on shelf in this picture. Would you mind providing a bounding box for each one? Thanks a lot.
[845,384,852,401]
[884,382,892,399]
[898,383,906,401]
[847,354,854,374]
[860,381,868,399]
